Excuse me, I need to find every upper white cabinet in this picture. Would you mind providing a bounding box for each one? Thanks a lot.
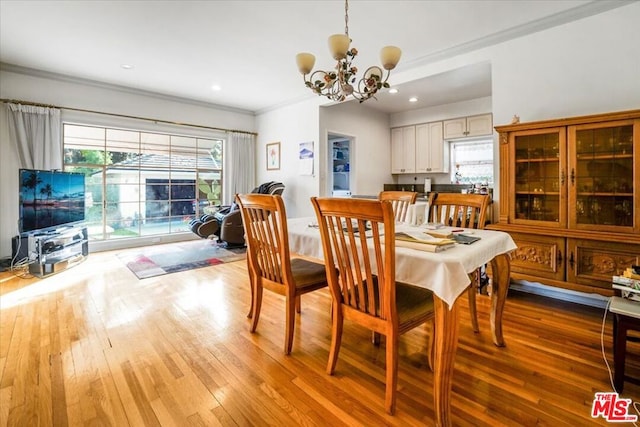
[443,113,493,139]
[392,122,448,174]
[416,122,448,173]
[391,126,416,173]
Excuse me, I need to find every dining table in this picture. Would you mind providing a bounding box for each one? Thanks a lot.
[286,216,517,426]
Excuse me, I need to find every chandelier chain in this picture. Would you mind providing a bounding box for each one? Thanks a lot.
[344,0,349,36]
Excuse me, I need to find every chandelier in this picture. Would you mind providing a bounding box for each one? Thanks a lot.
[295,0,401,103]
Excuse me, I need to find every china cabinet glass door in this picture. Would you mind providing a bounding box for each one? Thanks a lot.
[511,128,566,227]
[568,120,636,232]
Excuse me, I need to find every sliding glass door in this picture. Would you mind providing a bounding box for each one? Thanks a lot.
[63,123,223,241]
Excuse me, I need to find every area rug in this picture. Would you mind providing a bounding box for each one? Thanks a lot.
[117,239,246,279]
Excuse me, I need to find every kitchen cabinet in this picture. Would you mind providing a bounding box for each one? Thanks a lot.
[392,122,448,174]
[391,126,416,173]
[443,113,493,139]
[490,109,640,295]
[416,122,448,173]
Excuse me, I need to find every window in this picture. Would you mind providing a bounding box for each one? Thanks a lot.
[63,123,223,240]
[450,140,494,185]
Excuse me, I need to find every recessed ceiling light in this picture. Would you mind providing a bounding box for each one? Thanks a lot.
[211,84,221,91]
[409,96,418,102]
[388,88,399,94]
[120,64,134,70]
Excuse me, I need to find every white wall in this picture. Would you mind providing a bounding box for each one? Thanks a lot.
[254,97,389,218]
[490,2,640,126]
[320,102,391,198]
[255,97,323,218]
[0,69,256,258]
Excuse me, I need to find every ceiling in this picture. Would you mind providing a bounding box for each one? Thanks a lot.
[0,1,623,115]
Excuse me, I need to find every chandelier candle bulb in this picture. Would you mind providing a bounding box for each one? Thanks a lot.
[329,34,350,60]
[381,46,401,70]
[296,53,316,75]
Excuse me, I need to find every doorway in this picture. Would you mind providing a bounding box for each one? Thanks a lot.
[328,133,353,197]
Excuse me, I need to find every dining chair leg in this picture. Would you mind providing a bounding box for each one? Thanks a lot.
[285,294,296,354]
[250,284,263,333]
[295,295,301,314]
[247,273,255,318]
[327,305,343,374]
[385,333,399,415]
[246,256,254,318]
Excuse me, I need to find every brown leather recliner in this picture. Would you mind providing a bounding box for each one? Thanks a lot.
[189,182,285,247]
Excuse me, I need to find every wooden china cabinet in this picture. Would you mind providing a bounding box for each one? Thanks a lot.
[490,110,640,296]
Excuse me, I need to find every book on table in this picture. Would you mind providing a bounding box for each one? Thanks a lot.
[393,231,456,252]
[424,229,454,239]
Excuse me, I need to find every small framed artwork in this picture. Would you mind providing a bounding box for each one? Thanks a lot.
[266,142,280,170]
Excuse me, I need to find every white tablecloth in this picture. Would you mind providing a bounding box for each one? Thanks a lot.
[287,217,517,308]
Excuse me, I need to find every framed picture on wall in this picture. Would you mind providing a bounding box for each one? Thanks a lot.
[266,142,280,170]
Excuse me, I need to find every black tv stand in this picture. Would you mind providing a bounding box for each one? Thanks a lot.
[27,226,88,277]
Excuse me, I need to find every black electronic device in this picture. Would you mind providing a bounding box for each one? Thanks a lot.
[19,169,85,234]
[452,234,481,245]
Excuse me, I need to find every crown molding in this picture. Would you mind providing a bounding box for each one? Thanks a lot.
[0,62,256,116]
[400,0,633,70]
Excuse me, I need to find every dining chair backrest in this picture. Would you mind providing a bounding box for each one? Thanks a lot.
[427,192,489,229]
[236,193,293,286]
[312,197,395,323]
[378,191,418,222]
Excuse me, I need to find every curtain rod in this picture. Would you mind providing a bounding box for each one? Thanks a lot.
[0,98,258,136]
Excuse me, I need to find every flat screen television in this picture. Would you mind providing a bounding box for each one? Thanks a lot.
[19,169,85,234]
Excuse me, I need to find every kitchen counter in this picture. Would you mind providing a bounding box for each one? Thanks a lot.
[352,194,428,202]
[350,194,378,200]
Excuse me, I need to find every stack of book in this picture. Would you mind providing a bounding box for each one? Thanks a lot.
[612,267,640,302]
[393,231,456,252]
[424,229,453,239]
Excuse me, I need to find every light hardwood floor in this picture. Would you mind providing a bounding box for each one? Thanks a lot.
[1,245,639,426]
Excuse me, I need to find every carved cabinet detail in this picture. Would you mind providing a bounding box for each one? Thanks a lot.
[567,238,640,291]
[509,233,565,282]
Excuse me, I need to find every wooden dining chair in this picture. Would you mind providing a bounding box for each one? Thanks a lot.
[311,196,435,415]
[378,190,418,222]
[427,192,490,333]
[236,193,329,354]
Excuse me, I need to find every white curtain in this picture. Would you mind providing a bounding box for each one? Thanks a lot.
[7,103,62,170]
[223,132,256,205]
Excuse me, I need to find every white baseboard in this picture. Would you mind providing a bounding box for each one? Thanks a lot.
[509,280,609,309]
